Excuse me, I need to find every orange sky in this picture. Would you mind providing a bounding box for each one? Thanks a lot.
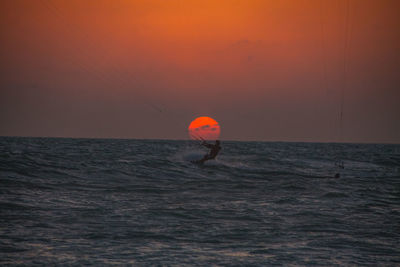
[1,0,399,142]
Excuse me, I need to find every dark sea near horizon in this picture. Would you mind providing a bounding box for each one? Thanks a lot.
[1,137,399,266]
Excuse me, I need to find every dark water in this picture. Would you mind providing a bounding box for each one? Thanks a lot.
[1,137,399,266]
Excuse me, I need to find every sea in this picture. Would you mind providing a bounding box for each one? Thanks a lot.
[1,137,399,266]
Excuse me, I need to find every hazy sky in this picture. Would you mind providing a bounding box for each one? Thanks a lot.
[1,0,399,143]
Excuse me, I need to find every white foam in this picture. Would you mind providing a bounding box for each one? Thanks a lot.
[182,151,204,162]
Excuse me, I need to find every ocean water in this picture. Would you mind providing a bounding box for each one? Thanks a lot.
[1,137,399,266]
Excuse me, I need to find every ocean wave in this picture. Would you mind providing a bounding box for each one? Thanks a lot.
[1,137,399,265]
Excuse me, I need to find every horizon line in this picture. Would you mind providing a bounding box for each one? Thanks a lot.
[1,135,399,146]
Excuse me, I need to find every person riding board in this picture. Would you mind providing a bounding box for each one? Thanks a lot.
[197,140,221,164]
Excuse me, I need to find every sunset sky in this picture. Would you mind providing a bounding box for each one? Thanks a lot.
[1,0,399,143]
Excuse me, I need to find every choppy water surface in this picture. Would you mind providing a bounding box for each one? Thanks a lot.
[1,137,399,265]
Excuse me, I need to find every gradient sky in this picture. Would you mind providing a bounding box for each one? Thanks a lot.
[1,0,399,143]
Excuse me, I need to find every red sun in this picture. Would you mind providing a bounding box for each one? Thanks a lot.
[188,116,221,141]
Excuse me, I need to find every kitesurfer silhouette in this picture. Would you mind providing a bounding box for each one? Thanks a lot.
[196,140,221,164]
